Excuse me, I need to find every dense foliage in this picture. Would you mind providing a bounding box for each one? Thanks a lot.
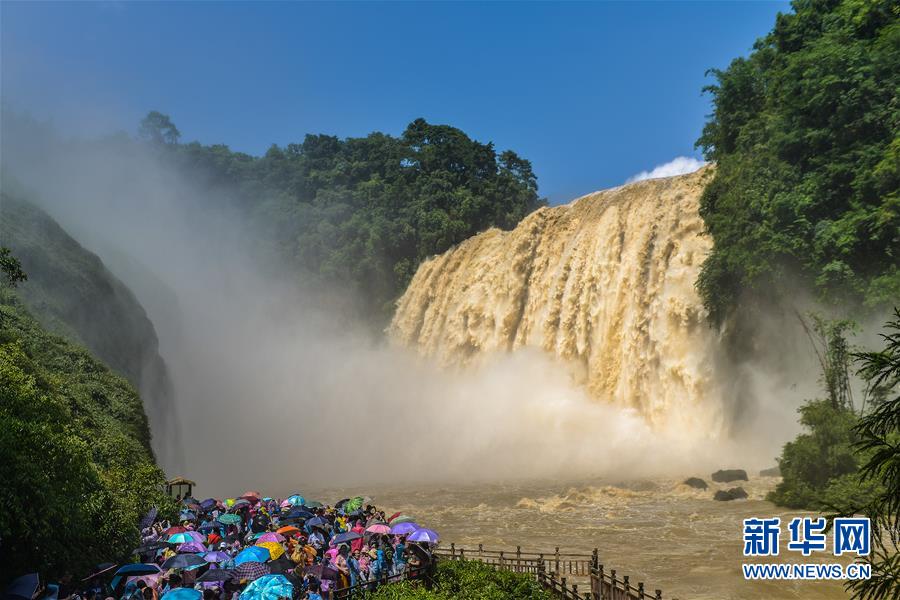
[149,116,545,321]
[766,399,879,509]
[0,286,174,583]
[849,309,900,599]
[366,560,551,600]
[696,0,899,325]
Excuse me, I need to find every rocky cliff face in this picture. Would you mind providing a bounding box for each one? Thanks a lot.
[390,167,723,428]
[1,193,178,465]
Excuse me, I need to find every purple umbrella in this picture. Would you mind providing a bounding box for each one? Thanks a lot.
[407,528,439,544]
[177,541,207,553]
[203,551,231,563]
[389,522,419,535]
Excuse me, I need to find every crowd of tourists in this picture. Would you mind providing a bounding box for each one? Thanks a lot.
[4,492,440,600]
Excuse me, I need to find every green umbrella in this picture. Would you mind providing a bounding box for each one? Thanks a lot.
[218,514,241,525]
[391,515,416,524]
[305,500,323,508]
[344,496,365,512]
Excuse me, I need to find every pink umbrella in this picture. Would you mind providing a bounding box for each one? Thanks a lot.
[280,500,291,508]
[365,523,391,535]
[256,532,285,543]
[177,541,207,553]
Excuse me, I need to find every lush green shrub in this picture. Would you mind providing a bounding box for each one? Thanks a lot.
[365,560,551,600]
[767,399,880,510]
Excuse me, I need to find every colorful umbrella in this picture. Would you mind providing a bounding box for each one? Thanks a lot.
[233,561,270,582]
[407,528,440,544]
[332,531,362,545]
[391,515,417,524]
[167,533,196,544]
[365,523,391,535]
[235,546,270,565]
[344,496,365,512]
[390,522,419,535]
[276,526,301,536]
[240,574,293,600]
[164,526,187,536]
[203,551,231,563]
[306,516,327,529]
[176,541,206,553]
[161,589,201,600]
[287,495,305,506]
[256,532,285,543]
[217,514,241,525]
[256,541,285,560]
[5,574,40,600]
[161,554,206,570]
[197,569,234,583]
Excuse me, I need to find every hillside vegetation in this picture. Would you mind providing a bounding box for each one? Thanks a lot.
[696,0,899,326]
[0,192,172,394]
[0,270,173,581]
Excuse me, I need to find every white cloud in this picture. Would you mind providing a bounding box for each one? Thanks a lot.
[626,156,706,184]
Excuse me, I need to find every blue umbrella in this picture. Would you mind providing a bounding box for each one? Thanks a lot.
[287,495,305,507]
[4,574,39,600]
[179,511,197,521]
[284,508,314,520]
[234,546,270,565]
[199,498,218,510]
[306,516,328,529]
[161,589,201,600]
[114,564,161,576]
[332,531,362,545]
[390,522,419,535]
[240,574,293,600]
[161,554,206,570]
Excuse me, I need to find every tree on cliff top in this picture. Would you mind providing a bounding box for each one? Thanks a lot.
[696,0,899,326]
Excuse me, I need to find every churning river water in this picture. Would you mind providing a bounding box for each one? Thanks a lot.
[303,475,853,600]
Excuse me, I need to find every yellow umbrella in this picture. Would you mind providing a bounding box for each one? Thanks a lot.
[256,541,285,560]
[224,498,235,507]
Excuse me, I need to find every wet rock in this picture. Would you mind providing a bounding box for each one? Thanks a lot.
[682,477,708,490]
[714,487,748,501]
[711,469,748,483]
[759,466,781,477]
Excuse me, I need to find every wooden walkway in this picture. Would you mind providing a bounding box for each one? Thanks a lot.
[437,544,667,600]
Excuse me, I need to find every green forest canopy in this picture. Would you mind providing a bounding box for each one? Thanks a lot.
[144,116,546,322]
[696,0,899,326]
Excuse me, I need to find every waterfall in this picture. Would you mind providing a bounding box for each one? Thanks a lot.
[390,166,725,431]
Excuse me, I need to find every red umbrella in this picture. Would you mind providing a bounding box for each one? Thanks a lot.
[387,512,403,523]
[164,526,187,536]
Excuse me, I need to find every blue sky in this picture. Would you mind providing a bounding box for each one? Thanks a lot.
[1,1,789,203]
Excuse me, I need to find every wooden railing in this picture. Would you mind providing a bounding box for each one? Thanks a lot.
[438,545,667,600]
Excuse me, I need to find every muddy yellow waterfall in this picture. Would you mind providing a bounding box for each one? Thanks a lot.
[390,166,723,430]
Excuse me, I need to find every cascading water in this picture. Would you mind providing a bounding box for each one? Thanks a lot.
[390,166,727,433]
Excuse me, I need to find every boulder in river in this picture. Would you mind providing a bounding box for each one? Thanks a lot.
[711,469,748,483]
[714,487,748,501]
[759,466,781,477]
[682,477,708,490]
